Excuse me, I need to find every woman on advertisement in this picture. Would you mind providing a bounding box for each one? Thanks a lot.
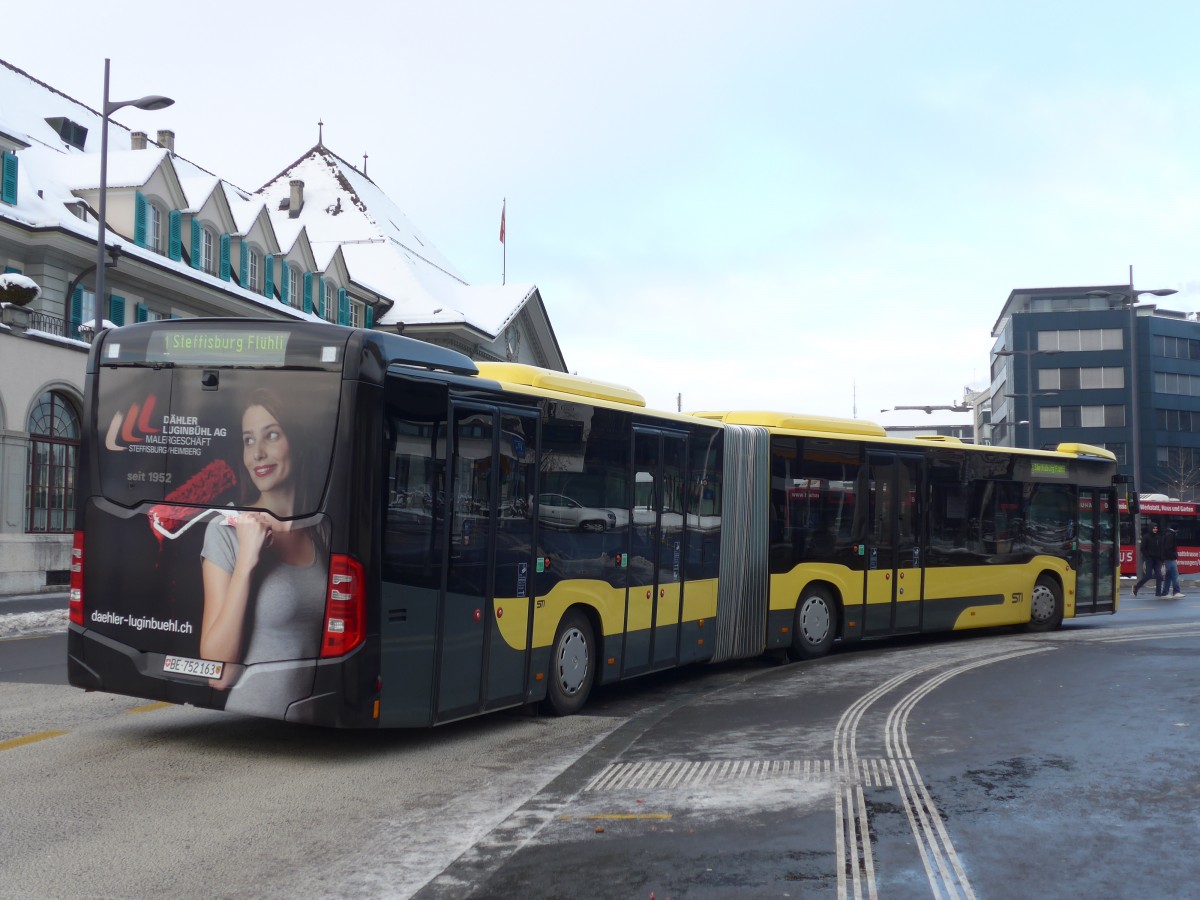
[199,387,329,703]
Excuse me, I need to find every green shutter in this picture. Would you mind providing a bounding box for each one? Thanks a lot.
[239,241,249,286]
[365,304,374,329]
[337,287,348,325]
[280,261,291,305]
[1,151,16,205]
[133,192,148,246]
[219,234,231,281]
[189,219,201,269]
[108,294,125,326]
[69,285,83,339]
[168,210,182,260]
[318,276,326,318]
[303,272,313,314]
[136,302,148,323]
[264,254,274,298]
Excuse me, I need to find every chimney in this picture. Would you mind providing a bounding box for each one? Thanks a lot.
[131,131,148,150]
[156,129,175,153]
[289,179,304,218]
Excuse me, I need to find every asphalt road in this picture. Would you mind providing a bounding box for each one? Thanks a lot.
[2,587,1198,898]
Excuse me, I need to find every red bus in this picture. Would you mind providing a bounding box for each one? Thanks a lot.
[1118,496,1200,576]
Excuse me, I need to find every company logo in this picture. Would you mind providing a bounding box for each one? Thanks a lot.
[105,394,161,451]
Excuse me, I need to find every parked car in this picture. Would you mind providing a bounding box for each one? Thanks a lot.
[538,493,617,532]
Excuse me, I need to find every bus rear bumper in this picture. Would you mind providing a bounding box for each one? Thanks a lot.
[68,626,377,727]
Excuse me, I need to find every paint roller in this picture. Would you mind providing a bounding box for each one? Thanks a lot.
[147,459,239,543]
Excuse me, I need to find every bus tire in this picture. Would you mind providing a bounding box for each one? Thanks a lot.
[543,609,595,716]
[1026,575,1064,632]
[787,586,838,661]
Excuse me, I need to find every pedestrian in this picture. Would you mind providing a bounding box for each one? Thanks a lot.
[1132,524,1164,597]
[1160,526,1185,599]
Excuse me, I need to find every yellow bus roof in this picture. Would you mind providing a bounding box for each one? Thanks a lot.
[1054,442,1117,461]
[690,410,888,437]
[475,362,646,407]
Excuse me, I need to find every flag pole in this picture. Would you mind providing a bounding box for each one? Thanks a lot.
[500,198,507,285]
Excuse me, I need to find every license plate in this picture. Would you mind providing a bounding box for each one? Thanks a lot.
[163,655,223,679]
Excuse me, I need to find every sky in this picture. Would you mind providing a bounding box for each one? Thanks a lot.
[6,1,1200,425]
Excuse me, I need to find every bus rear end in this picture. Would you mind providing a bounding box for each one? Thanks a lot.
[68,320,377,727]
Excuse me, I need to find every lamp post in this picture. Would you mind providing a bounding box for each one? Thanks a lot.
[994,345,1060,448]
[1085,273,1178,582]
[94,59,174,330]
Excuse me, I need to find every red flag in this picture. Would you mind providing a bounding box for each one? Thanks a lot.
[499,201,506,244]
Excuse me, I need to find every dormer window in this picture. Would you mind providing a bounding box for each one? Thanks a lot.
[201,227,216,274]
[44,117,88,151]
[134,192,167,254]
[249,248,260,291]
[288,264,300,309]
[146,202,162,252]
[323,280,336,322]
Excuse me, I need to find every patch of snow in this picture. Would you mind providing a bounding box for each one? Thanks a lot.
[0,609,68,639]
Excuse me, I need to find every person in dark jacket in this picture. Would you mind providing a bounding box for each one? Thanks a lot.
[1133,524,1164,597]
[1161,527,1184,599]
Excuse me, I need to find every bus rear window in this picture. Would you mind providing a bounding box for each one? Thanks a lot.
[96,367,341,520]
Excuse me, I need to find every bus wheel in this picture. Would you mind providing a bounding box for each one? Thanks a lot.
[787,586,838,661]
[1026,576,1064,632]
[543,610,595,716]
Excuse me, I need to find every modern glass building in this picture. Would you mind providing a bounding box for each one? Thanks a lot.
[990,284,1200,501]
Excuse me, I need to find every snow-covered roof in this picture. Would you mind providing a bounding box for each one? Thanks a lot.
[258,146,534,334]
[0,57,549,349]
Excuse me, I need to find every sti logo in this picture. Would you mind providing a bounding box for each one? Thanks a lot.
[106,395,161,451]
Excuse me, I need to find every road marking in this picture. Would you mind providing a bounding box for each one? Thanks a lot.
[127,701,173,714]
[584,758,893,792]
[559,813,674,821]
[0,730,69,752]
[833,646,1055,900]
[834,659,946,900]
[886,647,1052,900]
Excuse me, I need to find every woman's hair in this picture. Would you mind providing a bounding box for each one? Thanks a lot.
[237,387,313,512]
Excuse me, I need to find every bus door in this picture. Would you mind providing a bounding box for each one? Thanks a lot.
[863,452,925,636]
[625,427,688,674]
[436,402,539,720]
[1076,488,1117,614]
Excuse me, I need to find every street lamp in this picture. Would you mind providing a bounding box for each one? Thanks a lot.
[1085,276,1178,580]
[94,59,173,332]
[880,404,971,414]
[994,346,1061,448]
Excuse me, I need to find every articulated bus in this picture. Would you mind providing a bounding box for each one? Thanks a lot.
[1118,496,1200,576]
[69,319,1121,728]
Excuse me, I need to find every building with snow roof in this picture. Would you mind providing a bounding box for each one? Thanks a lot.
[0,57,566,595]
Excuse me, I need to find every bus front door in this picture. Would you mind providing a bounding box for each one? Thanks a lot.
[1076,487,1118,615]
[863,452,925,636]
[625,428,688,675]
[436,403,539,721]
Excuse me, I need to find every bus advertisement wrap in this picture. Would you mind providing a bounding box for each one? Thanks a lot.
[84,365,340,715]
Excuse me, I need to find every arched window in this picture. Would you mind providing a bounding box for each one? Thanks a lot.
[26,391,80,533]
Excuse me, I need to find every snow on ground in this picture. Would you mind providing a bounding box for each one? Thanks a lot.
[0,609,68,639]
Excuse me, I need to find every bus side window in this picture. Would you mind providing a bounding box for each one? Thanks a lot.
[382,384,449,589]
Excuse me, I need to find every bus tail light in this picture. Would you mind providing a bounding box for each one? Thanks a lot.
[69,531,84,626]
[321,554,365,658]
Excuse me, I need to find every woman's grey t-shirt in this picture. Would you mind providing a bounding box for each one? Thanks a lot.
[201,519,326,664]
